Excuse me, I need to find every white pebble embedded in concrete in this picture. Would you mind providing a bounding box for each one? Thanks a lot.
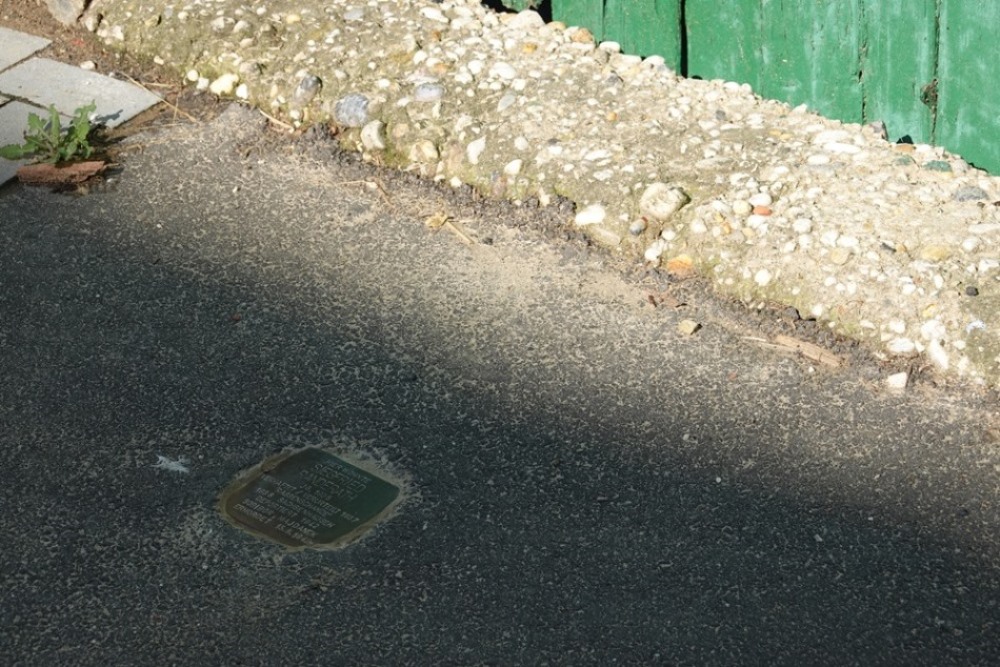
[466,137,486,165]
[575,204,607,226]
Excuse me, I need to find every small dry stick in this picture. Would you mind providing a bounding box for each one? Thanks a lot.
[425,212,474,245]
[743,335,843,368]
[336,179,393,208]
[256,108,295,132]
[115,71,200,123]
[773,334,843,368]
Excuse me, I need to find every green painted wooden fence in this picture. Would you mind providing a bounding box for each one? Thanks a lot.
[501,0,1000,174]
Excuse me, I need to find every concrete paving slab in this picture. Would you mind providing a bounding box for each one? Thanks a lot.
[0,158,19,186]
[0,57,160,127]
[0,27,50,71]
[0,100,37,185]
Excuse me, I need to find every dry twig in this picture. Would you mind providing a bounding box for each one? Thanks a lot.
[425,212,474,245]
[772,334,843,367]
[115,71,201,123]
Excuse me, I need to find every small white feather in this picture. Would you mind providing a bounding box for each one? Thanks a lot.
[153,455,190,474]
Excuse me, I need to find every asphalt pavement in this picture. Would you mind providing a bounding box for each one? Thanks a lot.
[1,102,1000,666]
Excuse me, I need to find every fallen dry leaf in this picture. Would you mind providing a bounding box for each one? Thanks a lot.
[665,254,696,279]
[677,319,701,335]
[424,212,449,229]
[17,160,107,185]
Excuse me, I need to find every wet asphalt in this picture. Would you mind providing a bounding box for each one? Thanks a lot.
[1,107,999,666]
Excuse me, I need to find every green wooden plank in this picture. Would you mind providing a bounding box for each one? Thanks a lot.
[684,1,762,86]
[859,0,937,144]
[937,0,1000,173]
[758,0,864,122]
[602,0,682,65]
[550,0,998,174]
[688,0,865,120]
[551,0,606,41]
[499,0,539,10]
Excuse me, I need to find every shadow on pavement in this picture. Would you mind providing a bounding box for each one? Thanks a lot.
[1,113,997,665]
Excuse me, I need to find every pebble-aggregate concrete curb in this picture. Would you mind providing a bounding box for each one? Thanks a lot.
[26,0,1000,388]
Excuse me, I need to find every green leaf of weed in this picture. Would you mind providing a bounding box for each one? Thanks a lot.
[0,143,29,159]
[46,106,62,146]
[27,112,45,134]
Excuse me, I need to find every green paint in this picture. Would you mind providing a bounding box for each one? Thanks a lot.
[680,0,868,118]
[686,1,865,118]
[937,1,1000,172]
[859,0,937,144]
[757,0,863,121]
[499,0,539,10]
[552,0,606,40]
[547,0,998,173]
[603,0,682,63]
[684,2,760,85]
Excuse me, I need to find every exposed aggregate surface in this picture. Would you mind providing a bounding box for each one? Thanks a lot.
[85,0,1000,386]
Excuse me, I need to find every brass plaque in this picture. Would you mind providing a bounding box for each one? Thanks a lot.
[219,447,401,550]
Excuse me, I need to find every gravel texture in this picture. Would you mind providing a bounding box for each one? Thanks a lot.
[82,0,1000,386]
